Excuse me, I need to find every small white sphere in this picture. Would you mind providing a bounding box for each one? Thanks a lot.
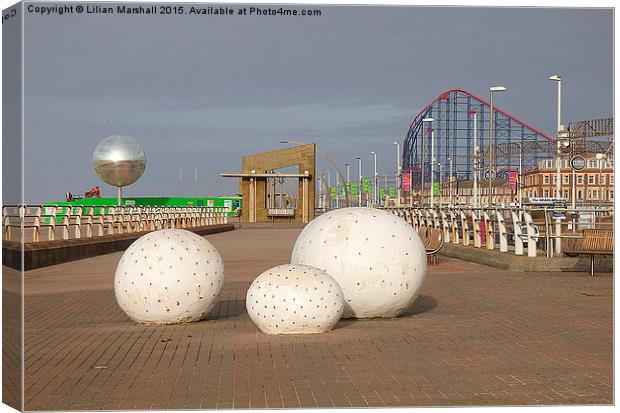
[246,264,344,334]
[291,207,427,319]
[114,229,224,324]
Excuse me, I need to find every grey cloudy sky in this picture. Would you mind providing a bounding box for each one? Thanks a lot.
[22,4,613,202]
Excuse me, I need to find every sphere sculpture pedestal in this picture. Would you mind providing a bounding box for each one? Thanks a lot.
[246,264,344,334]
[291,207,427,319]
[114,229,224,324]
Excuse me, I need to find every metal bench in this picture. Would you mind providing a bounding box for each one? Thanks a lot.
[563,229,613,276]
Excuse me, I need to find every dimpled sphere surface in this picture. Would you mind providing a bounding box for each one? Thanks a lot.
[114,229,224,324]
[246,264,345,334]
[291,207,427,318]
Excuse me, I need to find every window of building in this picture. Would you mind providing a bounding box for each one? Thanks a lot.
[563,190,568,198]
[610,190,614,200]
[588,190,592,199]
[601,175,606,185]
[611,176,614,185]
[544,175,550,184]
[578,190,583,200]
[577,174,584,184]
[588,175,595,185]
[589,159,598,168]
[563,175,569,184]
[544,189,549,197]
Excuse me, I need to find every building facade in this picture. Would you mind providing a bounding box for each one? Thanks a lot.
[521,156,614,204]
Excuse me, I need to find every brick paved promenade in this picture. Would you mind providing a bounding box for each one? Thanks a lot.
[22,227,612,409]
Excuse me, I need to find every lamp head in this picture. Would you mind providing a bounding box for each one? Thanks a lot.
[549,75,562,81]
[489,86,507,92]
[422,117,434,123]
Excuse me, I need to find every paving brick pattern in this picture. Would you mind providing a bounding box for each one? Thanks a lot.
[23,228,612,409]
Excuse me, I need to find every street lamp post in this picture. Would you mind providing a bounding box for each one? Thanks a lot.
[468,110,479,208]
[393,141,401,208]
[438,162,442,205]
[596,153,607,209]
[549,75,562,254]
[430,128,436,208]
[371,150,377,207]
[488,86,507,206]
[356,157,363,207]
[334,169,339,209]
[422,118,434,207]
[327,170,331,209]
[448,158,454,206]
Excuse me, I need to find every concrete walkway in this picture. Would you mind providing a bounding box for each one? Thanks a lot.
[23,227,612,409]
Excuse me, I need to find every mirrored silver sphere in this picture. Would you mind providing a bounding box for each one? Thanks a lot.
[93,135,146,187]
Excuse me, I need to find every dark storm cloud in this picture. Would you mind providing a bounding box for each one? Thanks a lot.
[22,4,612,202]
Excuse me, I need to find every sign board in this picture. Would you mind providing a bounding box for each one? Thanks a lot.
[483,168,496,182]
[362,177,371,195]
[402,174,411,191]
[570,155,586,171]
[509,171,518,191]
[350,183,359,197]
[528,197,561,206]
[330,186,337,198]
[338,184,346,200]
[207,199,215,207]
[224,199,232,211]
[388,186,396,198]
[432,182,440,196]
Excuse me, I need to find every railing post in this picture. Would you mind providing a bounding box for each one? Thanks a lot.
[449,210,459,244]
[511,209,524,255]
[496,209,508,252]
[460,210,470,246]
[483,210,494,250]
[440,210,450,243]
[472,210,481,248]
[432,209,441,229]
[523,210,538,257]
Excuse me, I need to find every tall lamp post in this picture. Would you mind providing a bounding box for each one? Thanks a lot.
[596,153,607,209]
[448,157,453,206]
[422,118,434,206]
[393,141,401,208]
[438,162,442,205]
[371,150,377,207]
[468,110,479,208]
[356,157,363,207]
[549,74,562,255]
[488,86,507,206]
[334,169,339,209]
[345,162,351,208]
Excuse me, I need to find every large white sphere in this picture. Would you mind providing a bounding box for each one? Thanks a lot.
[246,264,344,334]
[291,207,427,318]
[114,229,224,324]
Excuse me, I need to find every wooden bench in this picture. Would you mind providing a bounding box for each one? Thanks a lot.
[563,229,613,276]
[425,227,444,265]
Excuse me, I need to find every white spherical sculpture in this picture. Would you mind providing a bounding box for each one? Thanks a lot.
[114,229,224,324]
[291,207,427,319]
[246,264,345,334]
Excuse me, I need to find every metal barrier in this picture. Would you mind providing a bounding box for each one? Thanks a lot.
[383,205,613,259]
[2,205,229,243]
